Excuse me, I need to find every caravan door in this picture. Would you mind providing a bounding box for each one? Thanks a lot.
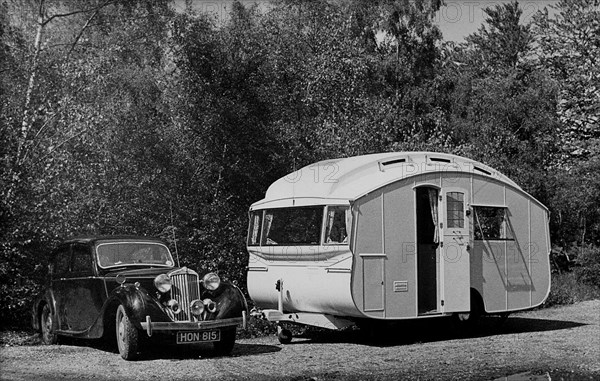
[441,189,471,313]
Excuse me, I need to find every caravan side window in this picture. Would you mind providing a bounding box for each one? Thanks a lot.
[324,206,350,244]
[248,211,263,246]
[473,206,513,240]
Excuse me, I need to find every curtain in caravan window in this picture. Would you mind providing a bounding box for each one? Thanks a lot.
[326,209,335,238]
[325,206,350,244]
[248,211,262,246]
[428,189,439,243]
[262,213,273,245]
[345,207,352,242]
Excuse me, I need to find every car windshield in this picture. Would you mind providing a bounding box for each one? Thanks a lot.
[96,242,174,268]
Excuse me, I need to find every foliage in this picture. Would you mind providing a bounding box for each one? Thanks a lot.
[533,0,600,160]
[440,1,560,202]
[545,272,600,307]
[1,0,599,327]
[573,245,600,288]
[466,1,533,69]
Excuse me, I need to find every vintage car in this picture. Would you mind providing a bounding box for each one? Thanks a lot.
[32,236,248,360]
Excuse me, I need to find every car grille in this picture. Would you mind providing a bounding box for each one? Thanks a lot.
[169,268,201,321]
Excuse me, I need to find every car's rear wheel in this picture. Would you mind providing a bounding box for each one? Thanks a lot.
[40,304,58,345]
[213,328,236,356]
[116,305,139,360]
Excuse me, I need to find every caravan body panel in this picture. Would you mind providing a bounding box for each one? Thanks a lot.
[247,152,551,325]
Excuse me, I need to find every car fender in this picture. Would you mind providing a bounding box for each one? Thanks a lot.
[208,283,248,320]
[104,284,171,330]
[31,290,57,331]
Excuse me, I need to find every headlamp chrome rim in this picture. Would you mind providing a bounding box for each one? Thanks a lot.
[154,273,172,293]
[203,298,217,313]
[190,299,204,316]
[167,299,180,314]
[202,272,220,291]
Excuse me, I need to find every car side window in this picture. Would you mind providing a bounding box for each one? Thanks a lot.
[53,247,71,278]
[71,244,92,276]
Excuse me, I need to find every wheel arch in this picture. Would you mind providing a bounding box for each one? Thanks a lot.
[32,291,56,331]
[33,300,47,331]
[101,297,122,338]
[470,287,485,314]
[105,284,166,330]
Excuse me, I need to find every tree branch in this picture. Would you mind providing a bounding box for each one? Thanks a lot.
[66,0,115,61]
[42,0,118,26]
[32,128,89,166]
[19,109,61,165]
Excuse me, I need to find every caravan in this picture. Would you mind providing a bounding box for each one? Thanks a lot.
[246,152,551,343]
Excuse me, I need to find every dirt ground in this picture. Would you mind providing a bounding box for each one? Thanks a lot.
[1,300,599,381]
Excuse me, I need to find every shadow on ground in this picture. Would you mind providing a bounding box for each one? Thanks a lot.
[135,342,281,361]
[58,336,281,361]
[288,315,588,347]
[3,314,587,358]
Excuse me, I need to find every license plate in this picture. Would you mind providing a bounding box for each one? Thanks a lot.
[176,330,220,344]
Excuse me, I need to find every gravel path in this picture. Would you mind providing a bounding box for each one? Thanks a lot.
[1,300,599,380]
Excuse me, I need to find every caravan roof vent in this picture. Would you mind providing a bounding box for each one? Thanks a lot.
[474,166,492,175]
[382,158,406,166]
[378,158,406,172]
[429,157,451,163]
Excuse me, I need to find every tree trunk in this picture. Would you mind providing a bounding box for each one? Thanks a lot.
[17,0,45,166]
[5,0,45,206]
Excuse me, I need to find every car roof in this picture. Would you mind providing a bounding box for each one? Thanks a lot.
[62,235,167,245]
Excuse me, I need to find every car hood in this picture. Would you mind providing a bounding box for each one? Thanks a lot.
[104,267,179,283]
[103,267,189,294]
[104,267,178,279]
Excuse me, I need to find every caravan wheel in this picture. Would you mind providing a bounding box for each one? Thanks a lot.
[456,310,479,324]
[455,291,483,330]
[277,327,292,344]
[496,312,510,328]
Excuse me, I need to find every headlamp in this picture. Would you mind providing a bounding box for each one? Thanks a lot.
[167,299,180,314]
[154,274,172,293]
[202,272,220,291]
[203,298,217,313]
[190,299,204,316]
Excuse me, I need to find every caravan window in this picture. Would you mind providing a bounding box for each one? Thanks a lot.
[262,206,323,246]
[446,192,464,228]
[324,206,350,244]
[248,210,263,246]
[473,206,513,240]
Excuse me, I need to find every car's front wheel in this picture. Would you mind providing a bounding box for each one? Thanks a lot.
[40,304,58,345]
[116,305,139,360]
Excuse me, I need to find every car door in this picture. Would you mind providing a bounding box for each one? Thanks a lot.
[62,243,106,333]
[50,245,72,331]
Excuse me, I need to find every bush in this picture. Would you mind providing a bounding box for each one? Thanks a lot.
[237,315,277,339]
[574,245,600,287]
[545,272,600,307]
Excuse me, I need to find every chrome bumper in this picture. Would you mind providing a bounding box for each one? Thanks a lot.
[141,311,247,337]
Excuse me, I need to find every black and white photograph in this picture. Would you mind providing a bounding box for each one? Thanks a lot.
[1,0,599,380]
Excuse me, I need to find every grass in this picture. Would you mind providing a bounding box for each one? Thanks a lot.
[0,329,40,347]
[544,271,600,307]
